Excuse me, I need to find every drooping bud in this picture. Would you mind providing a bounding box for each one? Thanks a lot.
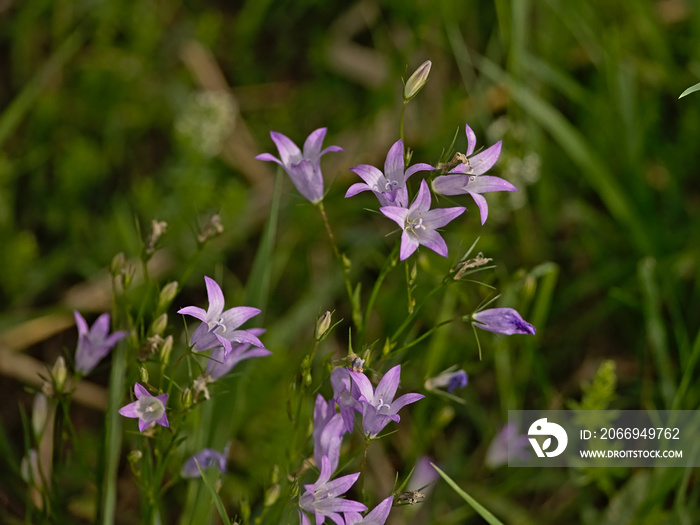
[403,60,432,101]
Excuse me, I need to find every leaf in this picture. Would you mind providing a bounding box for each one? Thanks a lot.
[195,459,232,525]
[679,82,700,99]
[431,463,505,525]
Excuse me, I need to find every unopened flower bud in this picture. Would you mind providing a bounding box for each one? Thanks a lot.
[128,450,143,464]
[20,449,40,486]
[264,484,280,507]
[52,356,67,394]
[150,313,167,336]
[160,335,173,365]
[403,60,431,101]
[314,311,332,341]
[32,393,49,440]
[158,281,179,309]
[110,252,126,276]
[181,387,193,408]
[139,366,149,384]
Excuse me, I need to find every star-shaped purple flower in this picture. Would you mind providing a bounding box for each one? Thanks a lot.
[349,365,424,438]
[380,179,465,261]
[256,128,343,203]
[299,456,367,525]
[471,308,536,335]
[331,367,361,433]
[432,124,517,225]
[181,444,230,478]
[177,276,265,357]
[344,496,393,525]
[118,382,169,432]
[73,311,126,375]
[346,139,433,208]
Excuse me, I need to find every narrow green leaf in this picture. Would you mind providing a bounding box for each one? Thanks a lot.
[195,460,232,525]
[679,82,700,98]
[431,463,505,525]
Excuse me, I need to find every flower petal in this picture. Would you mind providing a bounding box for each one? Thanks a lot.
[269,131,301,166]
[469,192,490,225]
[415,228,448,257]
[466,141,502,175]
[399,231,419,260]
[379,205,409,228]
[74,311,88,336]
[465,124,477,156]
[345,182,371,198]
[134,382,150,399]
[204,276,225,318]
[177,306,207,322]
[349,164,384,188]
[411,180,432,212]
[404,162,434,180]
[218,306,261,331]
[432,174,469,196]
[467,175,518,194]
[302,128,327,159]
[255,152,282,165]
[374,365,401,405]
[422,206,465,230]
[383,140,405,184]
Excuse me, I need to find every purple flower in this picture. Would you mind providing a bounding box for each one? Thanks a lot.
[313,395,347,475]
[344,496,393,525]
[73,311,126,375]
[424,368,468,394]
[118,382,169,432]
[485,423,531,468]
[471,308,536,336]
[380,180,465,261]
[177,276,265,356]
[205,328,270,380]
[432,124,517,225]
[346,139,433,208]
[256,128,343,203]
[349,365,424,438]
[299,456,367,525]
[331,367,361,433]
[181,444,230,478]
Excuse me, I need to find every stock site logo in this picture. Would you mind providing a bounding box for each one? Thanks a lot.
[528,418,568,458]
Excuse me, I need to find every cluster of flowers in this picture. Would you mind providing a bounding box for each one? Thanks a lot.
[299,363,422,524]
[257,122,515,261]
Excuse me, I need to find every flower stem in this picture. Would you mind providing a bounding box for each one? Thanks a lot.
[359,437,370,502]
[317,202,361,330]
[358,243,398,348]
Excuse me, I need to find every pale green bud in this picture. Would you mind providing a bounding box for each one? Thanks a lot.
[404,60,432,101]
[158,281,179,309]
[181,387,193,408]
[139,366,149,384]
[52,356,67,394]
[160,335,173,365]
[314,311,332,341]
[150,313,167,336]
[32,393,48,440]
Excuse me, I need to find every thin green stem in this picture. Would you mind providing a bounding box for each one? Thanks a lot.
[359,437,370,502]
[358,243,398,348]
[392,316,462,356]
[399,101,408,150]
[390,282,447,344]
[317,202,361,330]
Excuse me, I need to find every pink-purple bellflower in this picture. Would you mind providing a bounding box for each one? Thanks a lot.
[205,328,270,380]
[380,179,465,261]
[73,311,126,375]
[313,394,347,475]
[349,365,424,438]
[256,128,343,203]
[181,443,230,478]
[177,276,265,357]
[432,124,517,225]
[346,139,433,208]
[471,308,536,336]
[118,382,169,432]
[299,456,367,525]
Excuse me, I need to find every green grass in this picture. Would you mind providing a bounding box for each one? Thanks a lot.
[1,0,699,523]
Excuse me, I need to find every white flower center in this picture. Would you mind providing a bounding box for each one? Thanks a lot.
[406,213,426,234]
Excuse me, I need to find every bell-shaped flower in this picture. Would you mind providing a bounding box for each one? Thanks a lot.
[74,311,126,375]
[349,365,424,438]
[432,124,517,224]
[299,456,367,525]
[344,496,393,525]
[471,308,536,336]
[424,368,468,394]
[177,276,265,356]
[256,128,343,203]
[346,139,433,208]
[118,382,169,432]
[380,180,465,261]
[331,367,362,433]
[181,444,230,478]
[313,394,347,475]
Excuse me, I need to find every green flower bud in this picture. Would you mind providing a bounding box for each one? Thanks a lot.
[314,311,332,341]
[158,281,179,309]
[139,366,149,384]
[403,60,432,101]
[150,313,168,336]
[52,356,67,394]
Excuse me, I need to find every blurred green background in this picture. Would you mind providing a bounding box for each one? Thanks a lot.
[1,0,699,523]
